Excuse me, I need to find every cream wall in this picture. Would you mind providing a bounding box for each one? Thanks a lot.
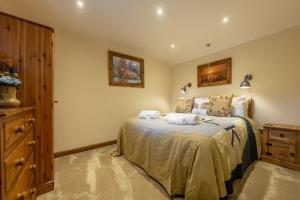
[54,29,171,152]
[171,26,300,126]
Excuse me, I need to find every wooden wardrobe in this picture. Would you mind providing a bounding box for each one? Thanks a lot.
[0,12,54,195]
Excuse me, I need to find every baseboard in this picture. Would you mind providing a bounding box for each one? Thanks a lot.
[54,140,117,158]
[37,181,54,196]
[262,155,300,171]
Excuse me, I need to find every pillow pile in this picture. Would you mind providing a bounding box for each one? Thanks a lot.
[175,98,194,113]
[192,97,209,115]
[231,96,250,117]
[175,95,250,118]
[207,94,233,117]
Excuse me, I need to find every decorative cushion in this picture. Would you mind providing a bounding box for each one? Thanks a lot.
[231,96,250,117]
[192,97,210,115]
[207,94,233,117]
[175,98,194,113]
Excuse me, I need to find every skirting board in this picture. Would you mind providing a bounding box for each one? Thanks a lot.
[54,140,117,158]
[37,181,54,196]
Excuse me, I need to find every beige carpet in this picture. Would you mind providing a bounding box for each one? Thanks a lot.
[38,145,300,200]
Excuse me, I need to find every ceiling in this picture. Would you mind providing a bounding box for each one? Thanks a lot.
[0,0,300,65]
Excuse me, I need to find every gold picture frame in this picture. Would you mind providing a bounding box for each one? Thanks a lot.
[197,57,232,87]
[108,51,144,88]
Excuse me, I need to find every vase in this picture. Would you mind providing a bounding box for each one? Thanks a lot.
[0,86,20,107]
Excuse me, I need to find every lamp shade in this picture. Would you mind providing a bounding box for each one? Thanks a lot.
[240,80,251,88]
[240,74,252,89]
[179,83,192,94]
[180,86,187,94]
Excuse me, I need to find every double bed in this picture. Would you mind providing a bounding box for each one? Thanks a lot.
[113,112,261,200]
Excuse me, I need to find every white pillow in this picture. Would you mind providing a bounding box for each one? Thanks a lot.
[231,96,250,117]
[192,97,209,115]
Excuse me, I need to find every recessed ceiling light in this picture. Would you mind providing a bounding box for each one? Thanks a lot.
[171,44,175,48]
[77,0,84,8]
[222,17,229,23]
[157,8,163,16]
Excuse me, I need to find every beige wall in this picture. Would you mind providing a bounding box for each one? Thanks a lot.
[54,29,171,152]
[171,26,300,126]
[51,25,300,152]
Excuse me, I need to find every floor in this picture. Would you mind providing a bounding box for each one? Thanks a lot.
[38,145,300,200]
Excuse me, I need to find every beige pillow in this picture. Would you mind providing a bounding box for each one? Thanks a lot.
[207,94,233,117]
[175,98,194,113]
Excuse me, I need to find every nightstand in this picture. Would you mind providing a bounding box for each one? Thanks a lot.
[262,123,300,171]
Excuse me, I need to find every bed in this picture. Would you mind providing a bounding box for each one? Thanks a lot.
[113,113,261,200]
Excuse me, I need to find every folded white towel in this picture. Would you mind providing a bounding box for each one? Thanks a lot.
[138,110,161,119]
[166,113,200,125]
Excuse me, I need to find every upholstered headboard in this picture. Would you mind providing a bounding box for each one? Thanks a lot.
[248,98,253,119]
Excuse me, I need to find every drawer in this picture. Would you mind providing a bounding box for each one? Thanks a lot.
[6,155,35,200]
[264,142,296,163]
[4,133,35,191]
[24,113,35,134]
[4,117,25,150]
[274,143,290,162]
[269,128,296,144]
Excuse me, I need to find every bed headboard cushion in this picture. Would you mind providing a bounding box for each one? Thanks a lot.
[248,98,253,119]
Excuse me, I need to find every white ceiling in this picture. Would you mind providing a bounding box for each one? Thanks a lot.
[0,0,300,65]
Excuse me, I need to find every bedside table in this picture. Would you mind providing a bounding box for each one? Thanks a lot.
[262,123,300,171]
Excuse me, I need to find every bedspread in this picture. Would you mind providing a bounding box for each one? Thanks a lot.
[113,116,261,200]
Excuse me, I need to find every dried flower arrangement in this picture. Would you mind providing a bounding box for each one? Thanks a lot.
[0,56,22,88]
[0,56,22,107]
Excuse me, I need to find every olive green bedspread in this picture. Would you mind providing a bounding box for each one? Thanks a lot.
[113,116,261,200]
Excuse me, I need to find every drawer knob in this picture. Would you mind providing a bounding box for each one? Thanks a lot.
[266,152,272,156]
[28,140,36,146]
[279,133,284,138]
[29,188,37,195]
[29,164,37,170]
[290,152,295,157]
[17,191,27,200]
[15,157,25,167]
[15,125,25,134]
[266,142,272,146]
[27,118,35,123]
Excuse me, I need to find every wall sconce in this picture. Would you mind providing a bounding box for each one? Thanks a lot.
[180,83,192,94]
[240,74,253,89]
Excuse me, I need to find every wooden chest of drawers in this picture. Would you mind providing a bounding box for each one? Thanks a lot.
[262,123,300,171]
[0,107,37,200]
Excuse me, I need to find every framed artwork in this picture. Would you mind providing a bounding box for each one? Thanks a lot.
[197,57,232,87]
[108,51,144,88]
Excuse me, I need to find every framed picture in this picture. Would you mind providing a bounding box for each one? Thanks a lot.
[108,51,144,88]
[197,57,232,87]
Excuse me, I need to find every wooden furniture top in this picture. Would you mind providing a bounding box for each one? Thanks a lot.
[0,107,35,117]
[264,123,300,131]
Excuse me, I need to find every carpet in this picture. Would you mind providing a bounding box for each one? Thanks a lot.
[38,145,300,200]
